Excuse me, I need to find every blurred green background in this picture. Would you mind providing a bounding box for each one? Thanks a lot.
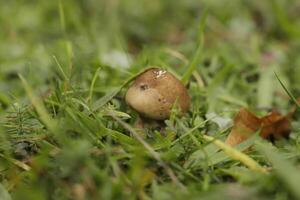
[1,0,300,107]
[1,0,300,199]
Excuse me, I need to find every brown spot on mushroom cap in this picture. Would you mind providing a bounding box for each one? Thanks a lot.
[125,68,190,120]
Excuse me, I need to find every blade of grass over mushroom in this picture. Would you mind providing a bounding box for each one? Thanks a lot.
[275,72,300,109]
[19,75,57,133]
[181,10,207,85]
[256,141,300,199]
[92,68,151,112]
[202,135,267,173]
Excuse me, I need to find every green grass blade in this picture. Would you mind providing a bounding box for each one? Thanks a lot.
[256,141,300,199]
[19,75,57,133]
[202,135,267,173]
[88,67,102,102]
[275,72,300,109]
[0,184,11,200]
[181,10,207,85]
[58,0,66,33]
[0,153,31,171]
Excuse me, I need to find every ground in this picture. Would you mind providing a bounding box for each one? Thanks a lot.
[0,0,300,199]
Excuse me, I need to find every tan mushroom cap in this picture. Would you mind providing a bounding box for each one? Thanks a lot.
[125,68,190,120]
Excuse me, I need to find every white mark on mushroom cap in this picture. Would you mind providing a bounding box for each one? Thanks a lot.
[153,69,167,78]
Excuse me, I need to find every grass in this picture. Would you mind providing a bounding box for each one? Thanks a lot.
[1,0,300,199]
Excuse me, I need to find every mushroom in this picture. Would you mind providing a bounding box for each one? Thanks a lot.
[125,68,190,120]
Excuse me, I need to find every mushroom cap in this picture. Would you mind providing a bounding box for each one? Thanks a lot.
[125,68,190,120]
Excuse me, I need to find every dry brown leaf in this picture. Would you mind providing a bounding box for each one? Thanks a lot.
[225,108,293,146]
[225,109,261,146]
[260,111,292,140]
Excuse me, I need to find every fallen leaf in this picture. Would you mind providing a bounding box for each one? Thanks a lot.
[260,111,292,140]
[225,109,261,146]
[225,108,293,146]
